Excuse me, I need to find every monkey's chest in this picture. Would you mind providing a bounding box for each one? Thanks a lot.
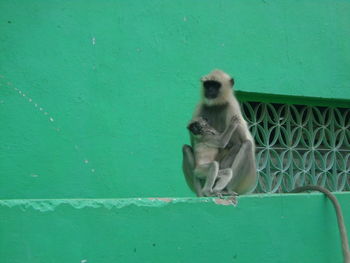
[201,115,227,132]
[200,104,228,132]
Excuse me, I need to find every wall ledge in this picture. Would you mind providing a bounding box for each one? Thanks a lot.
[1,192,349,212]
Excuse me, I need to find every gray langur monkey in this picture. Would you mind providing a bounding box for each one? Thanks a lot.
[187,115,240,196]
[182,69,257,196]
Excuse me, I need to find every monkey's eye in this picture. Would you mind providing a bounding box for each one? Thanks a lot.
[203,80,221,89]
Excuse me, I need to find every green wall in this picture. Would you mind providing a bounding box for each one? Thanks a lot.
[1,194,350,263]
[1,0,350,199]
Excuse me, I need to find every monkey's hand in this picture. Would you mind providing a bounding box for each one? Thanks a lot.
[230,114,240,124]
[212,116,240,148]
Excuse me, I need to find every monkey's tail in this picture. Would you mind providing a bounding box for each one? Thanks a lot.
[290,185,350,263]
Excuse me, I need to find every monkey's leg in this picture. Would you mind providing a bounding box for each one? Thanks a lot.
[219,143,241,169]
[182,145,203,196]
[213,168,233,192]
[222,140,257,195]
[194,162,220,197]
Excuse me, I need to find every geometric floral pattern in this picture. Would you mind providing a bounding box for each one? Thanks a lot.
[241,102,350,193]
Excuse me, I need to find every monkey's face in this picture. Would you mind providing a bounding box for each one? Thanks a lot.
[203,80,221,99]
[201,69,234,106]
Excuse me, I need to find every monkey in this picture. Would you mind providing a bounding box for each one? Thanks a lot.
[187,115,240,196]
[290,185,350,263]
[182,69,257,197]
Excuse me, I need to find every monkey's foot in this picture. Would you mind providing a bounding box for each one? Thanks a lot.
[215,192,225,198]
[202,188,215,197]
[214,190,238,197]
[226,190,238,196]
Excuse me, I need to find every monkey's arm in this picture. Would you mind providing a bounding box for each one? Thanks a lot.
[205,116,239,148]
[219,124,257,195]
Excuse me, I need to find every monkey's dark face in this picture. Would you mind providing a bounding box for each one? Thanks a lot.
[203,80,222,99]
[188,122,203,135]
[201,70,235,106]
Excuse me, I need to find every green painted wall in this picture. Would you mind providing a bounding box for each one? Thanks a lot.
[1,194,350,263]
[1,0,350,198]
[1,2,350,262]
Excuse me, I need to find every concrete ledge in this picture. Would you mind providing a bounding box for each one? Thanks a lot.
[0,196,238,212]
[1,193,350,263]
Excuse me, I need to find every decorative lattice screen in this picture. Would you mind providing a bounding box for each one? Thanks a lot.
[240,102,350,193]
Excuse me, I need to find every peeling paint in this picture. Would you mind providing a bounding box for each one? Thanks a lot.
[0,197,240,212]
[214,197,237,206]
[148,197,173,203]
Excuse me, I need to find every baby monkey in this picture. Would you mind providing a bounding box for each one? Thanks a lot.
[187,115,240,196]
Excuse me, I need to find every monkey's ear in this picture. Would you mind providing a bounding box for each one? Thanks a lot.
[230,77,235,87]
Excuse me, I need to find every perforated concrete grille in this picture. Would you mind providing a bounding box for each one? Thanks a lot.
[241,102,350,193]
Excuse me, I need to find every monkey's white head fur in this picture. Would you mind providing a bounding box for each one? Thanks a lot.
[200,69,234,106]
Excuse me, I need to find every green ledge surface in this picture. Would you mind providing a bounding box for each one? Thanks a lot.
[1,193,350,263]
